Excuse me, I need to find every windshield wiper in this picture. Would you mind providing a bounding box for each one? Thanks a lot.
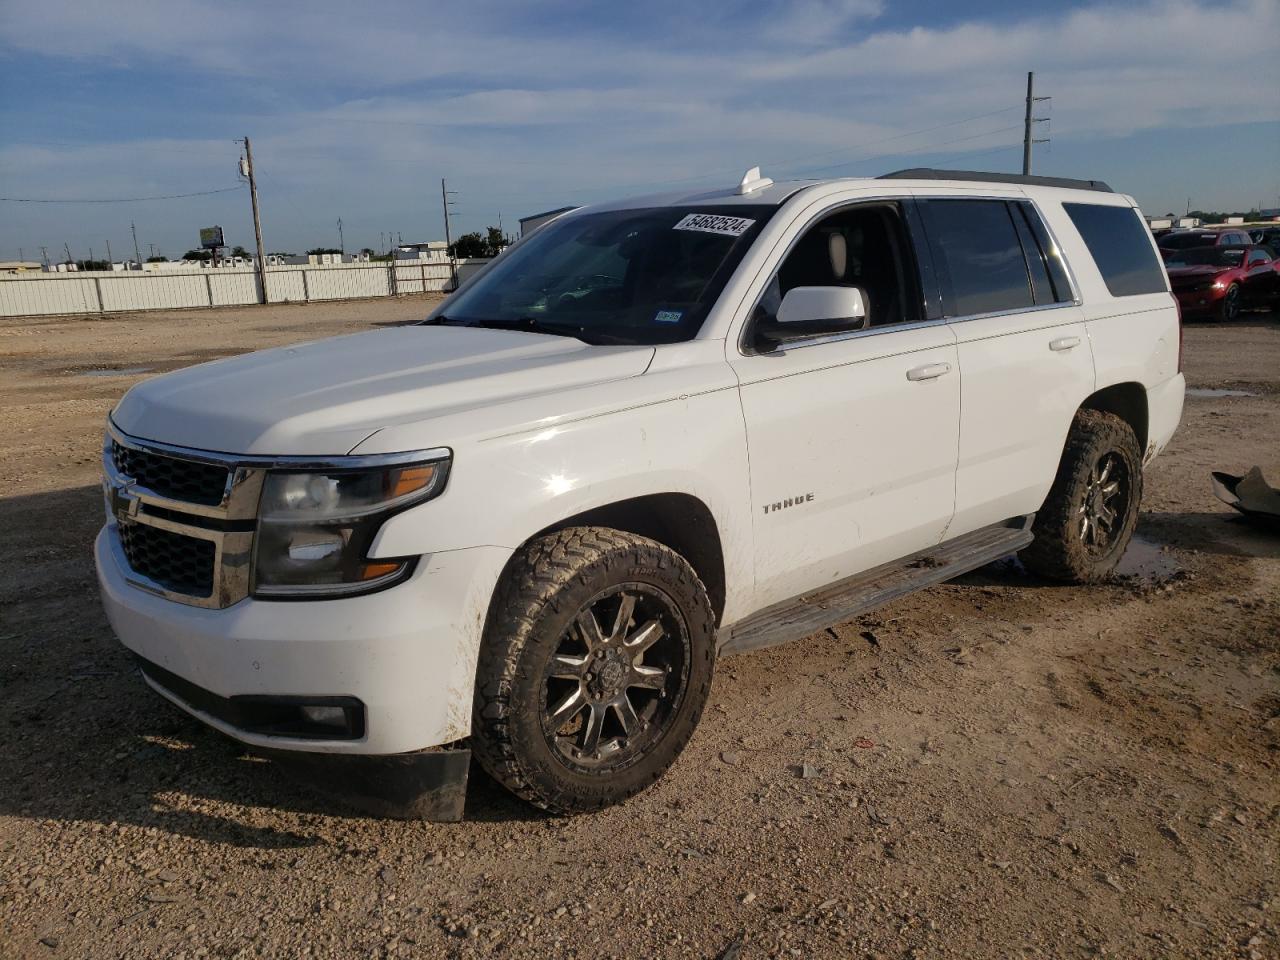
[422,314,631,345]
[469,317,595,343]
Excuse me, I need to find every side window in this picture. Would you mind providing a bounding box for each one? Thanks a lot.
[1015,201,1074,302]
[1248,249,1270,265]
[919,199,1035,316]
[1063,203,1169,297]
[755,202,922,332]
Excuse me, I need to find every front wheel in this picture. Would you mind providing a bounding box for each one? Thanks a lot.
[1218,283,1241,322]
[472,527,716,814]
[1021,409,1143,583]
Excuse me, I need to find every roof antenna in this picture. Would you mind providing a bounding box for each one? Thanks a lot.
[736,166,773,195]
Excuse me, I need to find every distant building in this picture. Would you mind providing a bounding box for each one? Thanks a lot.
[1,260,43,274]
[396,241,448,262]
[1146,217,1174,231]
[518,207,577,237]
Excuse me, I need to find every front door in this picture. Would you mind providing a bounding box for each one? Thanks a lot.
[728,201,961,609]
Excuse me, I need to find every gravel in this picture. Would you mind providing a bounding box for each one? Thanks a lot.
[1,300,1277,959]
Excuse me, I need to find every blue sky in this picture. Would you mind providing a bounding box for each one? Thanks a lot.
[2,0,1277,261]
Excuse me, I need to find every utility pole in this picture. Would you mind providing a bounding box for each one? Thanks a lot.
[441,178,458,290]
[240,136,268,303]
[64,243,73,266]
[337,217,344,255]
[40,246,49,268]
[149,243,156,259]
[131,221,141,264]
[106,239,113,266]
[1021,72,1051,175]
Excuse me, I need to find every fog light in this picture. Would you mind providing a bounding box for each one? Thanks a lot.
[300,705,348,728]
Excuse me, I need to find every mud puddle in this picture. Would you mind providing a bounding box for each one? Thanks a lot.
[1186,387,1258,398]
[75,366,154,377]
[1115,535,1181,583]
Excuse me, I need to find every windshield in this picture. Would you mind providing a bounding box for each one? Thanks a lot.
[1164,247,1246,268]
[426,205,774,345]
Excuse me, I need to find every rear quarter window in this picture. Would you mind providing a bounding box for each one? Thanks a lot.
[1063,203,1168,297]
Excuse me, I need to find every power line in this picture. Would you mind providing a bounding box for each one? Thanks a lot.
[0,186,244,204]
[932,140,1025,167]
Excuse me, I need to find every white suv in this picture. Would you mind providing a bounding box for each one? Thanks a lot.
[96,167,1185,819]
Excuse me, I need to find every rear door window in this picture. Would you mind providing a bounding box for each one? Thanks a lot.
[918,199,1035,316]
[1064,203,1169,296]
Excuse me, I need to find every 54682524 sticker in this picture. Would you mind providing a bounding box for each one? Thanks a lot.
[673,213,756,237]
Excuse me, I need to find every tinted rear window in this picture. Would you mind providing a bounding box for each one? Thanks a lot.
[1159,233,1216,250]
[1065,203,1168,296]
[920,199,1034,316]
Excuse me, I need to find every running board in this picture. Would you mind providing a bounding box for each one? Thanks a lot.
[719,518,1034,656]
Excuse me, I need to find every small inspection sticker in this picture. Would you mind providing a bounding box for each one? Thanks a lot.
[654,310,683,324]
[673,213,756,237]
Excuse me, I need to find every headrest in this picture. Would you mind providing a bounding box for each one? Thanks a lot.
[828,232,848,280]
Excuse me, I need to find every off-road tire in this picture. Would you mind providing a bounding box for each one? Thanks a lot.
[1021,409,1142,583]
[472,527,716,814]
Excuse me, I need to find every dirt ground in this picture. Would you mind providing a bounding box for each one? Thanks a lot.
[1,297,1277,960]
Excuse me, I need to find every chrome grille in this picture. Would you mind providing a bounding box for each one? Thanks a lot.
[104,424,263,609]
[102,421,448,609]
[110,440,229,506]
[117,521,216,598]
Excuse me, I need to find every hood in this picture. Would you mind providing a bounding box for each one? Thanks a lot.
[112,326,655,455]
[1166,264,1230,280]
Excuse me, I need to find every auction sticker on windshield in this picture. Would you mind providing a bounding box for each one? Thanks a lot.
[673,213,756,237]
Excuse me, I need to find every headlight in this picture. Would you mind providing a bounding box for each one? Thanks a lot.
[252,455,449,598]
[1211,280,1226,290]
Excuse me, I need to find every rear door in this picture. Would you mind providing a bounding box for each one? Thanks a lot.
[916,197,1095,535]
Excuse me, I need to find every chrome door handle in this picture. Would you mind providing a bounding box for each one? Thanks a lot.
[906,362,952,381]
[1049,336,1081,352]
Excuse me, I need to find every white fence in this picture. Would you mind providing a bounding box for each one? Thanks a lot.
[0,259,489,318]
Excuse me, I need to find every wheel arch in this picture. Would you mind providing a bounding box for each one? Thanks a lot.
[1079,381,1148,452]
[499,492,728,628]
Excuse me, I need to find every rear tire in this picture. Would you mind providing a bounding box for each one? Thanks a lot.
[472,527,716,814]
[1021,409,1142,583]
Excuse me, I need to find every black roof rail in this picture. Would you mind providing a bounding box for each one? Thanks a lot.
[879,168,1113,193]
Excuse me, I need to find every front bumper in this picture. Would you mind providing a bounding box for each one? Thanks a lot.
[96,527,511,756]
[1172,288,1222,318]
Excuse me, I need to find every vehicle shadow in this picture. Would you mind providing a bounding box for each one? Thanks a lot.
[928,506,1277,591]
[0,485,540,849]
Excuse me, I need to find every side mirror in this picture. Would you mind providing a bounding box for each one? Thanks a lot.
[756,286,868,351]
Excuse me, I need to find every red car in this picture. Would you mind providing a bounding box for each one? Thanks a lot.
[1158,227,1255,252]
[1164,245,1280,321]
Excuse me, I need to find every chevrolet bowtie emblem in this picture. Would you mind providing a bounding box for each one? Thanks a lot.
[109,481,140,521]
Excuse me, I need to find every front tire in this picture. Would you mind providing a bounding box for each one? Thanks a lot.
[1218,283,1241,322]
[472,527,716,814]
[1021,409,1142,583]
